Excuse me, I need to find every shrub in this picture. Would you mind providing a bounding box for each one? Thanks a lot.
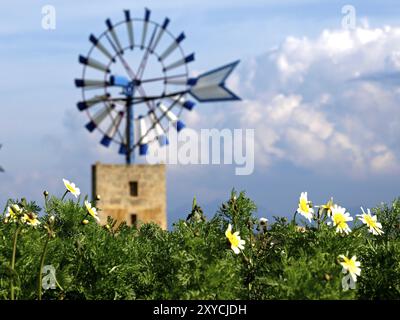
[0,184,399,300]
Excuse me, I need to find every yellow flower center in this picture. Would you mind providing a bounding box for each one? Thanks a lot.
[229,234,240,247]
[24,213,38,224]
[88,207,95,217]
[333,213,347,229]
[87,206,97,218]
[323,203,333,214]
[342,257,358,274]
[66,183,77,194]
[364,215,377,229]
[300,198,309,213]
[226,230,240,247]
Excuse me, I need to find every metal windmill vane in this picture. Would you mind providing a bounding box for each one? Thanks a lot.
[75,8,240,164]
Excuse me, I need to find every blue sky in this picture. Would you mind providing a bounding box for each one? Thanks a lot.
[1,0,400,227]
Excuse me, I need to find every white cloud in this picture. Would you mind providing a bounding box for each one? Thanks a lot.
[192,25,400,177]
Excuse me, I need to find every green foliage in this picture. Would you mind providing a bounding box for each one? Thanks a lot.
[0,190,399,300]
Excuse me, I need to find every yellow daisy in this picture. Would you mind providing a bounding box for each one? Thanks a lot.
[225,224,245,254]
[63,178,81,198]
[320,197,335,216]
[84,200,100,222]
[328,205,353,234]
[357,207,384,236]
[5,204,21,223]
[21,212,41,227]
[339,255,361,282]
[296,192,314,222]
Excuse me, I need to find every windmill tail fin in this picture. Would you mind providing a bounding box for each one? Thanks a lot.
[188,60,241,102]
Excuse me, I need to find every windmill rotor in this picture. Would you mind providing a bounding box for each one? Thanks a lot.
[75,8,240,164]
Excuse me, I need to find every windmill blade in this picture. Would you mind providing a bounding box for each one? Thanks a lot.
[188,60,241,102]
[124,10,134,50]
[100,111,124,147]
[163,53,194,72]
[118,132,128,155]
[79,55,110,73]
[157,102,185,131]
[159,32,185,61]
[77,94,110,111]
[147,24,158,52]
[169,96,195,111]
[141,8,151,50]
[151,17,170,53]
[89,34,115,62]
[105,18,124,54]
[75,79,109,89]
[119,144,128,155]
[85,104,114,132]
[148,111,168,146]
[136,24,158,79]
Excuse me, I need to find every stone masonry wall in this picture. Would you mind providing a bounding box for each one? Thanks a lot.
[92,163,167,229]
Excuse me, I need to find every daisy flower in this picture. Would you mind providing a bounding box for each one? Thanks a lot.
[5,204,21,223]
[225,224,245,254]
[21,212,41,227]
[339,255,361,290]
[328,205,353,235]
[63,178,81,198]
[357,207,384,236]
[319,197,335,216]
[296,192,314,222]
[84,200,100,222]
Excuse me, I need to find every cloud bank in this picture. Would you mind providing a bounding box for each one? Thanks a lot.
[188,24,400,178]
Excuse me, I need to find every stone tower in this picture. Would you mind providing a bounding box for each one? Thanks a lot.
[92,163,167,229]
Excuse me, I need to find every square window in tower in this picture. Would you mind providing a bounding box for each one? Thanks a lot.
[129,181,138,197]
[130,214,137,227]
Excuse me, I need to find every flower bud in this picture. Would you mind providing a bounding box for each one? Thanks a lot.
[43,191,49,197]
[259,217,268,226]
[11,204,21,213]
[324,274,332,281]
[96,194,101,201]
[82,219,89,225]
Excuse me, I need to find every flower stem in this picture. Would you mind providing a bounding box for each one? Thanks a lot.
[37,235,50,300]
[61,190,69,201]
[292,211,297,225]
[10,226,21,300]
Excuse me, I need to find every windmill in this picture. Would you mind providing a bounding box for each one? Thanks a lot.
[74,8,240,228]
